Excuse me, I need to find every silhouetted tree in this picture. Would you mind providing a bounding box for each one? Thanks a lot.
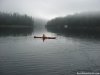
[0,12,34,27]
[46,12,100,34]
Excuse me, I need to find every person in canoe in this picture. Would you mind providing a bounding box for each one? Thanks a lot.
[34,34,56,42]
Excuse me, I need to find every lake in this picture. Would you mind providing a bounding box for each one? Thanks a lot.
[0,28,100,75]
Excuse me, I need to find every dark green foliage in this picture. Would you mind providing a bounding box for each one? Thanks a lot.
[46,12,100,34]
[0,12,34,26]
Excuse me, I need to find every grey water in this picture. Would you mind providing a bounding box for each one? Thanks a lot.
[0,27,100,75]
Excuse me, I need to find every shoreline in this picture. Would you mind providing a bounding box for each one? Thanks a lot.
[0,25,33,28]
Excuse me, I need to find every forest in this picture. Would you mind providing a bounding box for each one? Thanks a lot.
[46,12,100,34]
[0,12,34,27]
[0,12,34,36]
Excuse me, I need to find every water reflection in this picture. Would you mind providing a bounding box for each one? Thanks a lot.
[47,29,100,41]
[0,28,34,36]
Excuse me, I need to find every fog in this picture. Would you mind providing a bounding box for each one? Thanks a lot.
[0,0,100,20]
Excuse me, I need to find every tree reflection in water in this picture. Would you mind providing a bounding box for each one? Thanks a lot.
[0,28,34,36]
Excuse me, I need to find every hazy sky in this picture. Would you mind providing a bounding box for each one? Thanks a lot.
[0,0,100,19]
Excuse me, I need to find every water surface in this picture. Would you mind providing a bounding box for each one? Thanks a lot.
[0,29,100,75]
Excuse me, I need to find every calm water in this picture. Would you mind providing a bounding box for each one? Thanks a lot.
[0,29,100,75]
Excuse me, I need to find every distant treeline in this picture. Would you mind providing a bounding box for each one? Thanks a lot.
[46,12,100,34]
[0,12,34,27]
